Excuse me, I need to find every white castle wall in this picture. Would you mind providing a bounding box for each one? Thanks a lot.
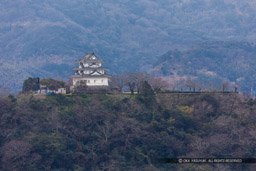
[73,77,108,86]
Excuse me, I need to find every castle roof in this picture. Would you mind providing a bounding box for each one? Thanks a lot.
[72,67,108,71]
[70,74,111,78]
[77,52,104,63]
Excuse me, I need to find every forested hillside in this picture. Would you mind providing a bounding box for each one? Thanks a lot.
[0,91,255,170]
[152,41,256,93]
[1,0,256,91]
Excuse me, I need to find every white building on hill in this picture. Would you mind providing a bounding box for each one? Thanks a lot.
[70,52,110,87]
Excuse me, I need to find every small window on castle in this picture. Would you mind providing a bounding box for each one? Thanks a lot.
[101,80,103,83]
[88,80,90,83]
[94,80,96,83]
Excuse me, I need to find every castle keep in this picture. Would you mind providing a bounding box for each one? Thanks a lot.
[70,52,110,87]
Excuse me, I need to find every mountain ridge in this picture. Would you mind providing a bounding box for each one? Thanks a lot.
[1,0,256,91]
[151,41,256,93]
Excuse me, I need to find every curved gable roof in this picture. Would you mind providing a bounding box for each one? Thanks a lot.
[77,52,104,63]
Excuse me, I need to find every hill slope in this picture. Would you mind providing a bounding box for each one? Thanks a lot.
[152,41,256,93]
[1,0,256,91]
[0,93,255,170]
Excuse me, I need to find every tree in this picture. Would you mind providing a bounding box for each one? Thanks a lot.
[73,80,88,95]
[137,81,156,106]
[0,86,9,97]
[169,80,178,91]
[177,79,186,91]
[139,81,155,97]
[65,79,73,94]
[124,73,137,94]
[40,78,65,91]
[124,72,151,94]
[186,79,197,92]
[1,140,41,170]
[22,77,40,92]
[221,80,230,92]
[133,73,151,93]
[149,77,169,92]
[110,74,125,91]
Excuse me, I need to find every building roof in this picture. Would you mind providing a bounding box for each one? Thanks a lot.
[77,52,104,63]
[70,74,112,78]
[72,67,108,71]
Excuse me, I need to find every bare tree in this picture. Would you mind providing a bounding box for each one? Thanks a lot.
[188,136,209,157]
[124,72,148,94]
[1,140,41,171]
[110,74,125,91]
[206,81,221,92]
[186,79,197,92]
[149,77,169,92]
[197,83,204,92]
[0,86,9,97]
[230,82,239,93]
[177,79,186,91]
[221,80,230,92]
[132,72,151,93]
[169,81,177,91]
[94,120,112,144]
[92,160,120,171]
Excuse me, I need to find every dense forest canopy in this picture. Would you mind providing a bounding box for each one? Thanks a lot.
[0,89,256,170]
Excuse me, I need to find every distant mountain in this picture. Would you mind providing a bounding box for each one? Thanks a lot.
[152,41,256,93]
[1,0,256,91]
